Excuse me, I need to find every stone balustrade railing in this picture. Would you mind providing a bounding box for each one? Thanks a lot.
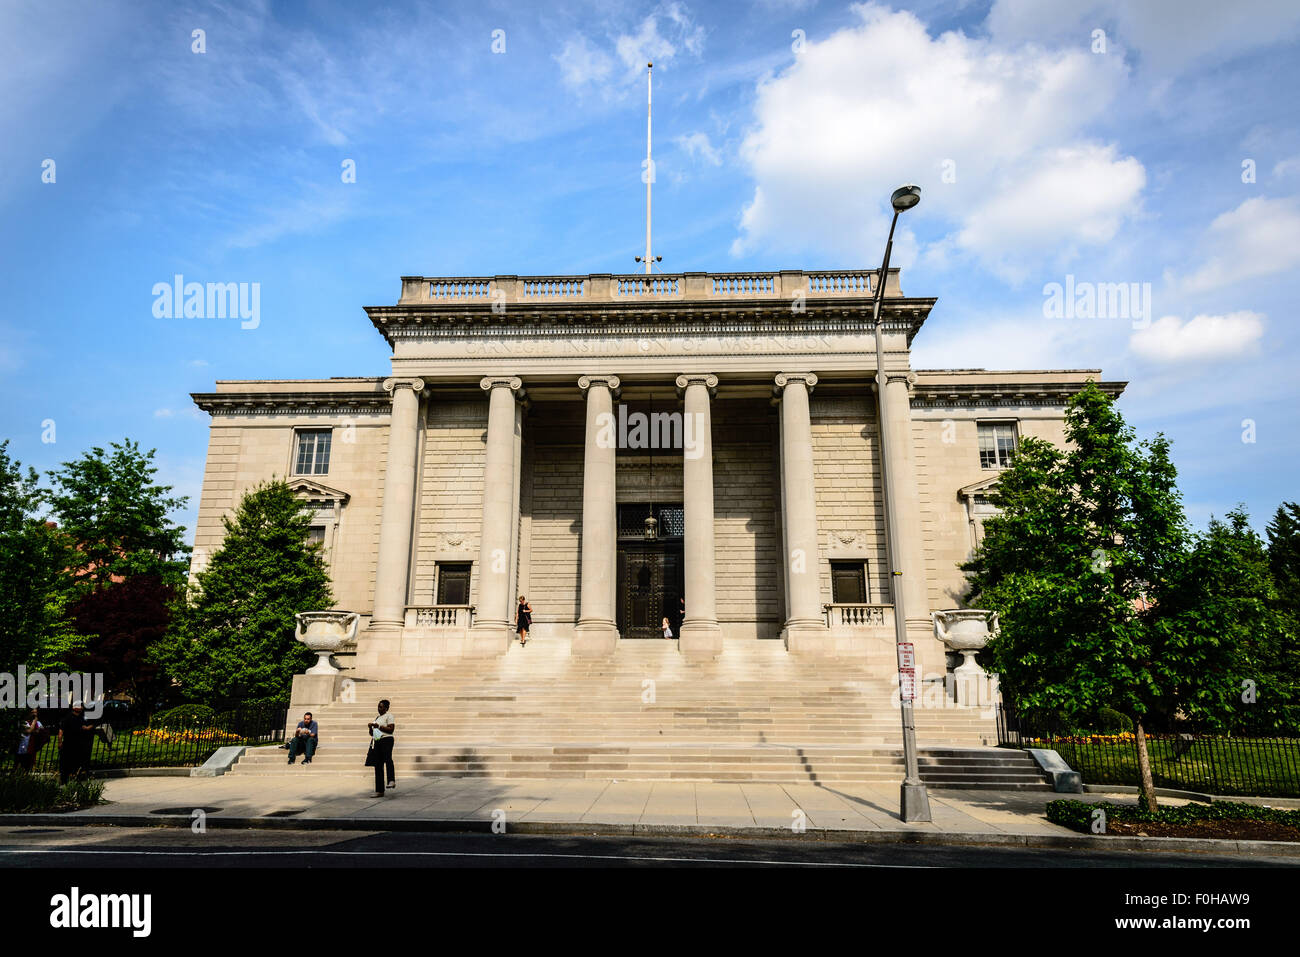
[400,269,899,306]
[405,605,475,628]
[824,603,893,629]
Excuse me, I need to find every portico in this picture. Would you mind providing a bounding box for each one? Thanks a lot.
[190,267,1125,682]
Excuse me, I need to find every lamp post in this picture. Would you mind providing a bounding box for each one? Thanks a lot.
[872,184,932,823]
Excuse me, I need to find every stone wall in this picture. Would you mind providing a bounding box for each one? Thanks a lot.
[412,399,488,605]
[711,399,781,638]
[810,393,889,607]
[193,413,389,622]
[521,401,585,631]
[911,407,1072,612]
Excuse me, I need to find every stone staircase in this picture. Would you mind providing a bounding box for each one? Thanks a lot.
[233,638,1048,788]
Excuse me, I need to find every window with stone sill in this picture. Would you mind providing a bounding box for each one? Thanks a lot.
[830,561,868,604]
[977,422,1017,469]
[436,563,472,606]
[293,429,332,476]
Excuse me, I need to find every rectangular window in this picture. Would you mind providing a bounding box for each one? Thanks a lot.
[294,429,332,475]
[978,422,1017,469]
[436,563,472,605]
[307,525,326,546]
[830,561,867,604]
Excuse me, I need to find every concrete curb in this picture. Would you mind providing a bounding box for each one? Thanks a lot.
[1,812,1296,857]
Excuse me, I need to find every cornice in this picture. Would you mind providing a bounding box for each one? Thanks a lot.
[910,379,1127,408]
[365,299,935,348]
[190,390,393,416]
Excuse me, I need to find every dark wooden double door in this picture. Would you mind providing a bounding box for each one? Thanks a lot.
[617,542,684,639]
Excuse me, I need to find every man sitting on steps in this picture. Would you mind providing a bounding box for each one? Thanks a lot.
[287,712,319,765]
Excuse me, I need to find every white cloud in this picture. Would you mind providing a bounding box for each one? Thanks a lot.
[987,0,1300,76]
[1179,195,1300,292]
[556,35,615,91]
[1274,156,1300,179]
[731,4,1142,279]
[1129,311,1265,363]
[678,131,722,166]
[557,3,706,97]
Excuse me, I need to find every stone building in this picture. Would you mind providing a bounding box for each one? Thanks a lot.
[190,268,1124,680]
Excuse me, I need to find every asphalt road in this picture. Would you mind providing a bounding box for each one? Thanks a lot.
[0,826,1294,868]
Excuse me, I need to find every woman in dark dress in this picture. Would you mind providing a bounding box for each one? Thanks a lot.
[516,596,533,646]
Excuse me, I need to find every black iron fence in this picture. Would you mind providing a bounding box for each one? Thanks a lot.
[997,705,1300,797]
[4,702,288,774]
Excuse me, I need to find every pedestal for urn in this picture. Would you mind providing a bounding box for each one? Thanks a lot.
[933,609,999,707]
[290,611,359,714]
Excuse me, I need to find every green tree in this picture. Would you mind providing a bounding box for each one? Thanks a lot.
[963,382,1250,809]
[44,440,188,695]
[46,439,189,590]
[1266,501,1300,629]
[0,441,84,673]
[152,481,332,704]
[1161,508,1299,733]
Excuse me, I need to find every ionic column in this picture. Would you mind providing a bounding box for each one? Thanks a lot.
[573,375,620,656]
[676,373,722,657]
[470,376,525,652]
[876,371,938,668]
[369,376,425,632]
[775,373,830,649]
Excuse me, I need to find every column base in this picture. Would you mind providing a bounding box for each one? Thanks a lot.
[678,620,722,659]
[468,622,514,657]
[782,618,832,654]
[572,620,619,657]
[351,620,403,673]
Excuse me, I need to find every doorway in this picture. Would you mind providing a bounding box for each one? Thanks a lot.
[616,504,684,638]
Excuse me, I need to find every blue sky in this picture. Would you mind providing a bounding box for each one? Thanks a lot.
[2,0,1298,542]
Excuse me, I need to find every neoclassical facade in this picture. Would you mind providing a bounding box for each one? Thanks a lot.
[191,269,1124,677]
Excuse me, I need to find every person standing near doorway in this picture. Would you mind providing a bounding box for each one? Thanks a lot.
[367,700,395,797]
[516,596,533,647]
[662,617,673,640]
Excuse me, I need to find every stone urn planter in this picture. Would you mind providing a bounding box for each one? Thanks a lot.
[933,609,999,706]
[295,611,360,675]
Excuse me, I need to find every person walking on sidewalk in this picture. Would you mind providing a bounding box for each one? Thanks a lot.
[366,700,396,797]
[516,596,533,647]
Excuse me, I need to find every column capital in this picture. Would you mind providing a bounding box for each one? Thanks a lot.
[480,376,526,399]
[879,371,917,393]
[382,376,425,395]
[675,373,718,398]
[578,374,621,398]
[773,372,817,395]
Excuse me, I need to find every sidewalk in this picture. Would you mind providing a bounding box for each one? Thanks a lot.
[7,772,1296,856]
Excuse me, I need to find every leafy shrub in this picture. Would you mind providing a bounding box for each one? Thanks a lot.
[151,704,214,727]
[1047,798,1300,831]
[0,772,105,812]
[1095,707,1133,733]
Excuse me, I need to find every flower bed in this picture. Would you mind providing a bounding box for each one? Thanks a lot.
[1047,799,1300,842]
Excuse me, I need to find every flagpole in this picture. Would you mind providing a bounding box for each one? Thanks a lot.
[645,61,653,275]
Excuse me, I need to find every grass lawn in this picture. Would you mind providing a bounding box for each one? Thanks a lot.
[1027,736,1300,797]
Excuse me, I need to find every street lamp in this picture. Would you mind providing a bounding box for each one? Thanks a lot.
[872,183,932,823]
